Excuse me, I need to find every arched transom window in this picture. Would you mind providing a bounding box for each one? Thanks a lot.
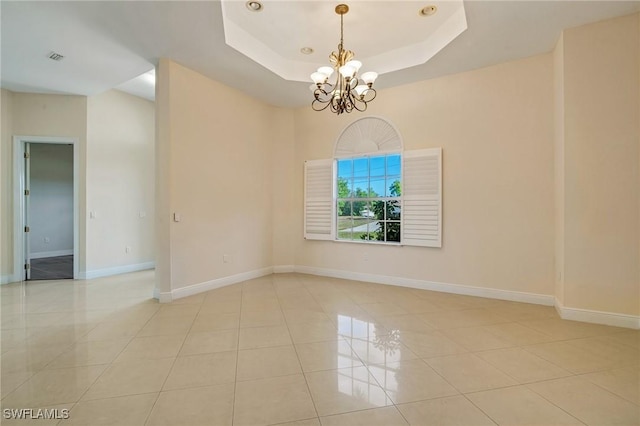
[335,118,403,243]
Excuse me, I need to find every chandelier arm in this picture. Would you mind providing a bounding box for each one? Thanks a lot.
[313,96,331,104]
[312,99,333,112]
[313,96,332,105]
[313,87,331,101]
[361,88,377,103]
[352,97,368,112]
[319,82,336,98]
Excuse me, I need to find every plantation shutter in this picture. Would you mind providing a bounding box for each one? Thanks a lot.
[402,148,442,247]
[304,159,334,240]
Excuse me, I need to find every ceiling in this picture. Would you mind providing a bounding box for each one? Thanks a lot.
[220,0,468,82]
[2,1,639,108]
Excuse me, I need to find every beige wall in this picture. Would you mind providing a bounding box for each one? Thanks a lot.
[3,92,88,275]
[86,90,155,272]
[155,59,173,294]
[0,89,156,281]
[271,108,296,267]
[156,60,275,292]
[290,54,556,297]
[2,13,637,323]
[1,89,14,281]
[559,14,639,316]
[553,34,566,305]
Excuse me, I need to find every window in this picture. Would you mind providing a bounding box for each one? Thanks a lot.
[336,154,402,243]
[304,117,442,248]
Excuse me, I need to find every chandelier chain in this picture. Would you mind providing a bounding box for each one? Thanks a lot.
[310,3,378,115]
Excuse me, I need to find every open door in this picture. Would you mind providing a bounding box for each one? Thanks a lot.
[24,142,31,280]
[13,136,79,283]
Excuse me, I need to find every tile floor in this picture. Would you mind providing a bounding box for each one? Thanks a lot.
[1,271,638,425]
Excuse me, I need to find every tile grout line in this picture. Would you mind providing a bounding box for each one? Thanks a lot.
[303,275,414,424]
[523,380,591,425]
[459,391,501,426]
[574,370,640,407]
[2,303,156,409]
[334,287,577,425]
[277,274,322,423]
[517,342,625,376]
[3,272,637,424]
[230,283,244,426]
[337,286,440,424]
[453,324,622,426]
[71,303,161,414]
[141,298,200,425]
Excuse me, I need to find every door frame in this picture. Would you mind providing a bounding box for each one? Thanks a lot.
[13,136,80,281]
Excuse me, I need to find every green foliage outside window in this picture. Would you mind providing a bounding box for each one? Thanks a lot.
[336,154,401,243]
[369,180,401,242]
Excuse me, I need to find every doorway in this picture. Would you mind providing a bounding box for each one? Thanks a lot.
[13,136,79,282]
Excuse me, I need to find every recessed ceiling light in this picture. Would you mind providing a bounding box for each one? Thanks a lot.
[246,1,263,12]
[300,47,314,55]
[47,51,64,61]
[419,5,437,17]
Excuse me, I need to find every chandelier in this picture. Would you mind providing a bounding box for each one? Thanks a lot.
[310,4,378,115]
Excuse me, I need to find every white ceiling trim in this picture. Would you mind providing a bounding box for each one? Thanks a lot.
[220,0,468,83]
[365,5,468,75]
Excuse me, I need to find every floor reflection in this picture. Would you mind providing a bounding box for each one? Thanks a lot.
[335,365,390,406]
[335,313,405,400]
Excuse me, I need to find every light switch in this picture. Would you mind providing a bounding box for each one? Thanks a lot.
[139,211,146,218]
[173,213,181,222]
[90,211,97,219]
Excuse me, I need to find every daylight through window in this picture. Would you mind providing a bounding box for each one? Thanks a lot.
[336,154,401,243]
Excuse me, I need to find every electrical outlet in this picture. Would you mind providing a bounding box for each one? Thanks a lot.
[43,237,50,244]
[125,246,131,254]
[139,211,146,218]
[223,254,231,263]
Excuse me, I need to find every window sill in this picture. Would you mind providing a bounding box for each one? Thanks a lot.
[334,238,402,247]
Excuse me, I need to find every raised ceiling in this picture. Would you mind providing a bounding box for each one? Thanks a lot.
[1,1,639,108]
[220,1,467,82]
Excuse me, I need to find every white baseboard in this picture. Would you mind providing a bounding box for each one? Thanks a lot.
[153,287,172,303]
[1,274,16,285]
[162,266,274,303]
[273,265,295,273]
[79,261,155,280]
[30,249,73,259]
[294,265,555,306]
[76,260,639,330]
[555,299,640,330]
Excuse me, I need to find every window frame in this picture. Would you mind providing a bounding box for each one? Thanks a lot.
[334,151,403,246]
[303,117,442,248]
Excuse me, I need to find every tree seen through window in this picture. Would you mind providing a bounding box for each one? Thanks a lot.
[336,154,401,243]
